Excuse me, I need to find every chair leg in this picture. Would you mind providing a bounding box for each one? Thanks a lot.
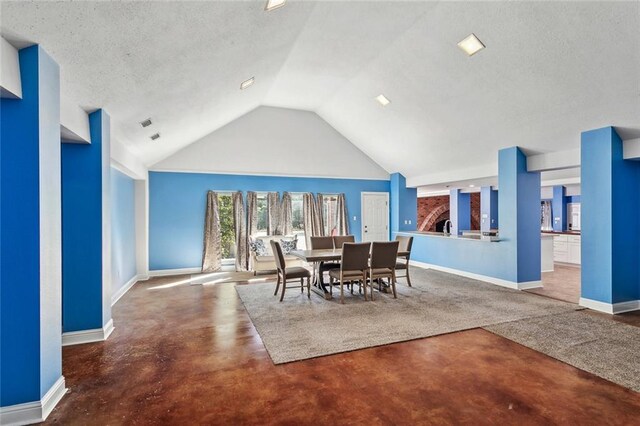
[362,272,368,301]
[406,264,412,287]
[391,272,397,299]
[280,277,287,302]
[274,273,281,296]
[369,270,374,301]
[300,277,304,293]
[340,273,344,304]
[307,277,311,299]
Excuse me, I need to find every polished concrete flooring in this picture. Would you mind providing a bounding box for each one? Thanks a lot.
[527,263,581,303]
[46,273,640,425]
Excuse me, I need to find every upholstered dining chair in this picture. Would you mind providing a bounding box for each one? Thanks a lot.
[395,235,414,286]
[328,242,371,304]
[270,240,311,302]
[332,235,355,249]
[369,241,400,300]
[310,236,339,285]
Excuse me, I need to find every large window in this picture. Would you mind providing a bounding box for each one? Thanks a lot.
[291,193,305,249]
[218,193,236,261]
[322,194,339,236]
[255,193,268,236]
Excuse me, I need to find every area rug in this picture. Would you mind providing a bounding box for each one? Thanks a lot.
[236,268,579,364]
[484,311,640,392]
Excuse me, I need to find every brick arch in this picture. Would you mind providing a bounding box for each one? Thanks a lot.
[471,210,480,231]
[419,204,450,231]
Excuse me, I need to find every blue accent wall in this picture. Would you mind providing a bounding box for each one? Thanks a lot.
[1,46,62,406]
[480,186,498,232]
[552,185,567,231]
[62,110,109,332]
[149,171,389,270]
[111,168,137,296]
[390,173,417,232]
[581,126,640,304]
[398,147,541,285]
[450,189,470,235]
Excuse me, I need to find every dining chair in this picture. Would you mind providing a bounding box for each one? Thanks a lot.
[395,235,414,286]
[369,241,400,300]
[270,240,311,302]
[333,235,355,249]
[310,236,339,286]
[328,242,371,304]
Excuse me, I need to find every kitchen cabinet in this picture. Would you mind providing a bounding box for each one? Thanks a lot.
[553,234,580,264]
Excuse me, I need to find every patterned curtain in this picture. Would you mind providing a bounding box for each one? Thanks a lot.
[279,192,293,236]
[336,193,349,235]
[303,193,323,248]
[232,191,247,271]
[267,192,280,235]
[246,191,258,270]
[202,191,222,272]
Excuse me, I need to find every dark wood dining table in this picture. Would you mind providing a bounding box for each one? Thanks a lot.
[289,248,410,300]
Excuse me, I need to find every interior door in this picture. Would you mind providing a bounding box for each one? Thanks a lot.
[361,192,389,242]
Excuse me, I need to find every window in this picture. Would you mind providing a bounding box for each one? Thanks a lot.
[217,193,236,261]
[322,194,339,236]
[291,193,305,249]
[255,193,268,236]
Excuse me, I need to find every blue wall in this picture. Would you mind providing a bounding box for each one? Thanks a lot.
[62,110,110,332]
[480,186,498,232]
[1,46,62,406]
[111,168,137,296]
[450,189,470,235]
[390,173,417,232]
[149,171,389,270]
[581,126,640,304]
[552,185,567,231]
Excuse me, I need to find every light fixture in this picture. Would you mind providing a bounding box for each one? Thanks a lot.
[265,0,286,12]
[469,184,475,188]
[150,133,160,141]
[457,33,485,56]
[375,94,391,106]
[240,77,255,90]
[140,118,152,128]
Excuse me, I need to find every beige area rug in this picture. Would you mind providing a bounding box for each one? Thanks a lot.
[236,268,580,365]
[485,311,640,392]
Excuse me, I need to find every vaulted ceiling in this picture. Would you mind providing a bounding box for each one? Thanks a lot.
[2,1,639,184]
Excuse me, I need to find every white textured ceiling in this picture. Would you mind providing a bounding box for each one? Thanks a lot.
[2,1,639,182]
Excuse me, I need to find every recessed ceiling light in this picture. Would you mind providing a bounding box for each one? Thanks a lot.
[469,184,475,187]
[265,0,286,11]
[150,133,160,141]
[140,118,152,128]
[240,77,255,90]
[375,94,391,106]
[457,33,485,56]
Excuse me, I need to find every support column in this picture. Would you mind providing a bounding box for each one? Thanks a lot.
[580,126,640,313]
[450,189,470,236]
[390,173,417,234]
[498,147,541,284]
[61,109,113,343]
[552,185,567,231]
[480,186,498,233]
[0,45,66,422]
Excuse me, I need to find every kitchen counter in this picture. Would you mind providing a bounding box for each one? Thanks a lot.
[542,230,581,235]
[399,231,500,242]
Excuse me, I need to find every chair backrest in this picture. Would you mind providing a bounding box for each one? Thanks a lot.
[371,241,400,269]
[341,242,371,272]
[310,236,334,250]
[333,235,355,249]
[270,240,286,271]
[395,235,414,256]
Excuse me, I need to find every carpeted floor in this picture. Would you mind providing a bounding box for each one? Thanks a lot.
[236,268,580,365]
[484,311,640,392]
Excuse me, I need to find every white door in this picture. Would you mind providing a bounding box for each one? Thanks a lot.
[361,192,389,242]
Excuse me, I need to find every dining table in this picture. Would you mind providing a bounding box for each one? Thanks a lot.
[289,248,410,300]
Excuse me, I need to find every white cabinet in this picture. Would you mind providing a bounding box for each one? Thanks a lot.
[553,234,580,264]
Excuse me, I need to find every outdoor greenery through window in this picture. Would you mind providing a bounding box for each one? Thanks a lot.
[322,194,339,236]
[218,193,236,260]
[291,193,305,249]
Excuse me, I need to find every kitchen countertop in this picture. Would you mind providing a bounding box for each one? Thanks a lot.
[541,230,581,235]
[397,231,500,242]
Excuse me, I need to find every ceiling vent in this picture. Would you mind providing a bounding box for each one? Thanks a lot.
[140,118,152,128]
[150,133,160,141]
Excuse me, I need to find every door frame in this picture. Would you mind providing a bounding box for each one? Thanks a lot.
[360,191,390,242]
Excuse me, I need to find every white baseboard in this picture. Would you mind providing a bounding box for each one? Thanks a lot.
[0,376,67,426]
[62,319,114,346]
[111,273,148,306]
[579,298,640,314]
[410,260,543,290]
[148,267,201,277]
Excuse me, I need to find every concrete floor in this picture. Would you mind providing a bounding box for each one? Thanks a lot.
[527,263,581,303]
[46,273,640,425]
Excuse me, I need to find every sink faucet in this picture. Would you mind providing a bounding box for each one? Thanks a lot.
[443,220,452,235]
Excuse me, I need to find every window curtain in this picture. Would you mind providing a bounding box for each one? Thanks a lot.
[316,193,326,236]
[267,192,280,235]
[279,191,293,236]
[232,191,247,271]
[202,191,222,272]
[303,193,323,248]
[246,191,258,270]
[335,193,349,235]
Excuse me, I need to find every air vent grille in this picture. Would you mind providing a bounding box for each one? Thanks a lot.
[150,133,160,141]
[140,118,152,128]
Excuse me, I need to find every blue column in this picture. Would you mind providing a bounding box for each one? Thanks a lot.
[480,186,498,233]
[498,147,541,283]
[552,185,567,231]
[390,173,417,234]
[581,126,640,307]
[62,109,112,334]
[450,189,470,235]
[1,46,64,407]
